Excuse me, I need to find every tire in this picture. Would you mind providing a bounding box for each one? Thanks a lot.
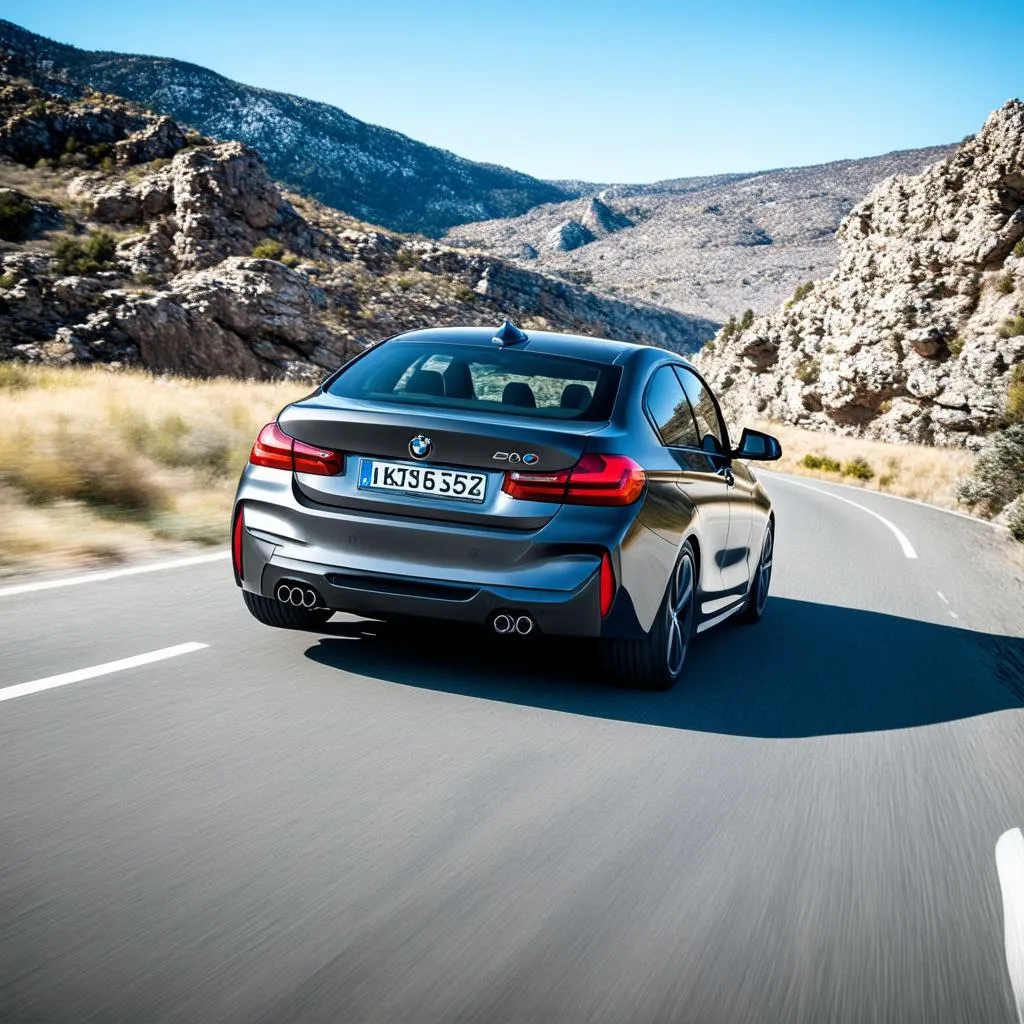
[242,589,334,631]
[602,541,697,691]
[738,520,773,625]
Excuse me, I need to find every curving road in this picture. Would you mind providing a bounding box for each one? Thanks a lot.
[2,472,1024,1023]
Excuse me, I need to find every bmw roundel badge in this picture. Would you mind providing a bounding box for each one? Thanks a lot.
[522,453,540,465]
[409,434,432,460]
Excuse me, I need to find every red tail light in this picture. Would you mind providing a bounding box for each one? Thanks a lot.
[502,454,645,506]
[231,507,245,582]
[249,422,344,476]
[599,551,615,617]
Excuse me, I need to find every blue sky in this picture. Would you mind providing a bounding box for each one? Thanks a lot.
[3,0,1021,182]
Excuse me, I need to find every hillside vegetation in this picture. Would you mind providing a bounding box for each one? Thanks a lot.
[446,148,953,322]
[0,57,714,379]
[0,18,572,236]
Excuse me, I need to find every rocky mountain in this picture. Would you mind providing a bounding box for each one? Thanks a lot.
[0,18,574,238]
[0,60,714,379]
[694,100,1024,448]
[446,147,954,322]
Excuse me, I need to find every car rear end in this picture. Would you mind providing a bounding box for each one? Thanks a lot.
[231,327,649,638]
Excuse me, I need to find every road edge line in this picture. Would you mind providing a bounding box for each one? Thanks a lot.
[0,642,210,703]
[0,551,230,599]
[766,473,918,559]
[996,828,1024,1024]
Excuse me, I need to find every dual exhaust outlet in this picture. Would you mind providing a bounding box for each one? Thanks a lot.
[275,581,321,609]
[492,612,535,636]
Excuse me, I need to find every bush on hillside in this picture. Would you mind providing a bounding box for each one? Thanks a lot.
[842,457,874,481]
[52,231,118,275]
[1008,365,1024,426]
[0,191,35,241]
[957,424,1024,518]
[251,239,285,260]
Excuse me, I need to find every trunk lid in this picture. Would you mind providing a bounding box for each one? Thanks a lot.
[280,396,604,528]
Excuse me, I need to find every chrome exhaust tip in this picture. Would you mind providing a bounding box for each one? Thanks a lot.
[492,613,514,635]
[276,581,322,608]
[514,615,534,636]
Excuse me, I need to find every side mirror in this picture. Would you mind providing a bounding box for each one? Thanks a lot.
[732,427,782,461]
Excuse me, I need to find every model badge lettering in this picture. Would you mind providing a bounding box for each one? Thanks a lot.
[493,450,536,464]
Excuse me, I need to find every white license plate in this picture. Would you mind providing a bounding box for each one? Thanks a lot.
[358,459,487,503]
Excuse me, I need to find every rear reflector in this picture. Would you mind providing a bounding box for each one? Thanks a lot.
[502,454,645,506]
[599,551,615,617]
[249,422,344,476]
[231,508,244,583]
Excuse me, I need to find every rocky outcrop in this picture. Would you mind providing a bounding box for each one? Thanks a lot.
[695,100,1024,447]
[52,258,348,378]
[69,141,318,273]
[546,219,595,253]
[581,196,632,236]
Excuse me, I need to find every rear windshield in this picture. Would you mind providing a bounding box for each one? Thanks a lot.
[326,341,620,421]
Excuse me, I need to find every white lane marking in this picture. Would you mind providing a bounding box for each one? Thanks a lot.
[996,828,1024,1024]
[937,590,949,604]
[0,643,208,703]
[759,468,1005,529]
[767,475,918,559]
[0,551,230,599]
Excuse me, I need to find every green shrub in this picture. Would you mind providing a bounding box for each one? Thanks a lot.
[281,252,301,268]
[396,277,413,291]
[801,453,841,473]
[948,336,964,357]
[1009,496,1024,542]
[1015,238,1024,259]
[795,357,820,384]
[703,340,716,353]
[0,191,35,241]
[251,239,285,260]
[1007,365,1024,426]
[996,273,1016,295]
[842,457,874,481]
[720,316,738,340]
[739,308,755,330]
[52,231,118,275]
[998,316,1024,339]
[786,281,815,307]
[454,284,476,303]
[957,424,1024,518]
[395,249,417,270]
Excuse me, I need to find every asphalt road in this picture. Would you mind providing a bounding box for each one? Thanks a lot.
[2,472,1024,1024]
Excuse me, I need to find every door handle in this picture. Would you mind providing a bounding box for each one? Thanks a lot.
[717,466,735,487]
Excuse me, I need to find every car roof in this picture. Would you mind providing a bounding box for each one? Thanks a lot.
[387,325,680,367]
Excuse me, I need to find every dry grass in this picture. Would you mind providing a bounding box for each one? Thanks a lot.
[0,366,1002,577]
[0,365,310,576]
[757,420,977,511]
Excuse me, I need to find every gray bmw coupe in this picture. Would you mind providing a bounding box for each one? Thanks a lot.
[231,321,780,689]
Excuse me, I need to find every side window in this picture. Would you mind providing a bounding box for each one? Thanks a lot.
[644,366,701,448]
[676,367,727,454]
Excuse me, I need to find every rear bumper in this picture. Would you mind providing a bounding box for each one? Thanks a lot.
[233,465,651,638]
[259,556,605,636]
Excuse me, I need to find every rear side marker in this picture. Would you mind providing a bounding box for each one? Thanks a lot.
[599,552,616,617]
[232,508,245,583]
